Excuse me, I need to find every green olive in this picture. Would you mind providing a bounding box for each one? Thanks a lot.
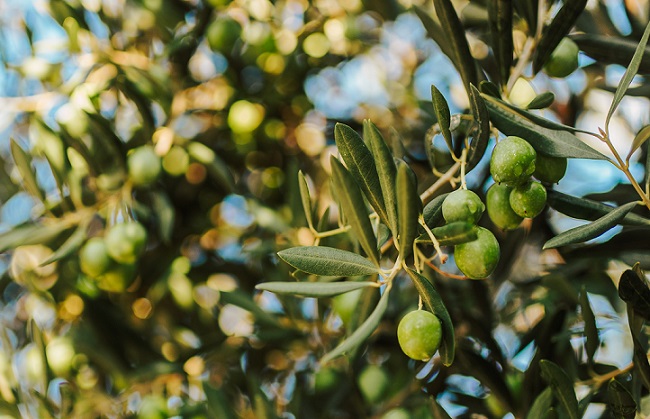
[544,38,580,78]
[97,262,136,292]
[486,184,523,231]
[128,146,162,187]
[357,365,389,404]
[104,222,148,264]
[397,310,442,361]
[206,16,242,55]
[442,189,485,224]
[533,153,567,184]
[490,136,537,185]
[454,227,500,279]
[79,237,111,278]
[509,181,547,218]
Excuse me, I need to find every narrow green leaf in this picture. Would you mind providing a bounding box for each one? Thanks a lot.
[423,193,450,228]
[539,360,580,419]
[41,220,88,266]
[526,387,553,419]
[571,34,650,74]
[430,222,478,246]
[277,246,381,276]
[467,84,490,171]
[10,139,44,202]
[413,6,457,74]
[255,281,377,298]
[547,190,650,227]
[579,288,599,363]
[513,0,537,35]
[488,0,512,86]
[532,0,588,74]
[364,120,398,236]
[406,269,455,365]
[430,0,480,93]
[482,95,608,160]
[606,20,650,129]
[479,80,501,98]
[0,221,73,253]
[298,171,314,229]
[527,92,555,110]
[607,379,636,419]
[220,290,282,328]
[334,123,388,225]
[543,201,638,249]
[627,125,650,162]
[630,323,650,389]
[618,268,650,320]
[431,85,453,153]
[320,286,390,363]
[151,190,175,244]
[396,163,420,258]
[330,157,380,265]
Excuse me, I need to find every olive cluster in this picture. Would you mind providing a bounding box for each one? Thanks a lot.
[79,222,147,292]
[487,136,567,230]
[441,189,500,279]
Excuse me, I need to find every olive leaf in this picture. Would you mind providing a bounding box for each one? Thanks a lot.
[618,267,650,320]
[482,94,608,160]
[277,246,381,277]
[330,157,380,265]
[543,201,638,249]
[579,288,599,363]
[364,120,398,236]
[606,20,650,130]
[627,125,650,162]
[539,360,580,419]
[488,0,512,86]
[413,6,460,81]
[532,0,588,74]
[431,85,453,153]
[0,221,74,253]
[10,139,45,202]
[479,80,501,98]
[334,123,388,226]
[41,220,89,266]
[429,0,480,94]
[320,285,390,363]
[607,379,636,419]
[547,190,650,227]
[423,193,450,228]
[298,171,314,230]
[571,34,650,74]
[467,84,490,171]
[406,269,455,365]
[526,387,553,419]
[527,92,555,110]
[396,162,420,258]
[255,281,378,298]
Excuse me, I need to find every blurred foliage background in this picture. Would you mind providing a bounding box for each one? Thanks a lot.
[0,0,650,417]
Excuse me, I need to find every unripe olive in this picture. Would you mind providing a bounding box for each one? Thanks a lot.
[10,245,59,290]
[104,222,147,264]
[314,367,341,394]
[533,153,567,184]
[490,136,536,185]
[442,189,485,224]
[486,184,523,230]
[382,408,411,419]
[454,227,500,279]
[79,237,111,278]
[397,310,442,361]
[508,78,537,108]
[206,16,242,54]
[544,38,580,78]
[509,181,547,218]
[357,365,389,404]
[128,146,162,187]
[97,262,136,292]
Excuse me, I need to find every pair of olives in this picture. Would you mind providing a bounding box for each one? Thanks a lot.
[488,136,567,230]
[79,221,147,292]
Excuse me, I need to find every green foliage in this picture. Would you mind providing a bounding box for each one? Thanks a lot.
[3,0,650,417]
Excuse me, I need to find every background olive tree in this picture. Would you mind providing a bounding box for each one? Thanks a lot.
[1,0,650,417]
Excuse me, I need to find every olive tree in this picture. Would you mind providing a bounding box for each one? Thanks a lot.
[1,0,650,417]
